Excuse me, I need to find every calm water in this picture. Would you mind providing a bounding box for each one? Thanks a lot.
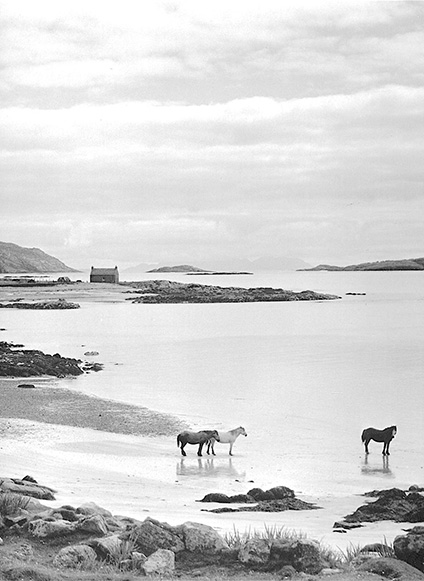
[2,271,424,496]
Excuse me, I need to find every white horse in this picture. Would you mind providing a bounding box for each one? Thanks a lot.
[206,426,247,456]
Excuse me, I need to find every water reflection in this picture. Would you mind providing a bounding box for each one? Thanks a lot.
[176,457,246,480]
[361,455,393,478]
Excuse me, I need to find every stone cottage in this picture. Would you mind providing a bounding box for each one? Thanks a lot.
[90,266,119,284]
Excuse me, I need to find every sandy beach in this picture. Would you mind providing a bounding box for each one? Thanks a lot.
[0,377,410,554]
[0,280,419,555]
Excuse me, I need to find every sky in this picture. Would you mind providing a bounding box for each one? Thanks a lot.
[1,0,424,270]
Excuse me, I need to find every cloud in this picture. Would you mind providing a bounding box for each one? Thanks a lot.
[1,1,424,265]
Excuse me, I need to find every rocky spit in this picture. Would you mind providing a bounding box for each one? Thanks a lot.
[126,279,341,304]
[0,298,80,309]
[0,341,102,377]
[1,477,424,578]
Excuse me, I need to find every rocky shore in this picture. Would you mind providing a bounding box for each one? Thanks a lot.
[1,476,424,579]
[126,279,341,304]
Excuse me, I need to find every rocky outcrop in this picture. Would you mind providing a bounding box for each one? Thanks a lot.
[0,341,97,377]
[336,488,424,527]
[0,299,80,309]
[127,279,341,304]
[199,485,320,513]
[147,264,211,273]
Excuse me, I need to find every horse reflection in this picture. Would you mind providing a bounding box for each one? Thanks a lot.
[361,455,393,477]
[176,457,246,480]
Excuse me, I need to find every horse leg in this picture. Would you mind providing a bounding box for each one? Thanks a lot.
[180,443,187,456]
[229,442,233,456]
[385,441,390,455]
[210,439,216,455]
[364,440,370,454]
[197,443,204,457]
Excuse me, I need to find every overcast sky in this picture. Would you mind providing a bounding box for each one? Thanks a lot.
[1,1,423,269]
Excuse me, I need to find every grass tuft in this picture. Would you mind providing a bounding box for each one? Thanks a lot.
[0,492,31,516]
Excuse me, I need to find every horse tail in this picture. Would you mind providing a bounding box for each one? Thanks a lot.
[361,429,367,442]
[177,434,181,448]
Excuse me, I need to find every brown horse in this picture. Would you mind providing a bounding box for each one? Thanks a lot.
[177,430,220,457]
[361,426,397,455]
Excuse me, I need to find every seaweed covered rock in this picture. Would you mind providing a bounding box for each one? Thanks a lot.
[199,485,319,513]
[340,488,424,525]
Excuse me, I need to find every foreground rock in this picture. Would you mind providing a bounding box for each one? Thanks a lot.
[199,485,320,513]
[394,526,424,573]
[336,488,424,529]
[0,341,99,377]
[127,279,341,304]
[0,476,56,500]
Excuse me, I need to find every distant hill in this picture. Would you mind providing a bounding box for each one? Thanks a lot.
[301,258,424,271]
[146,264,211,273]
[0,241,78,273]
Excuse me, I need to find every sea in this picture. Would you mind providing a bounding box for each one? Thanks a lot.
[1,270,424,501]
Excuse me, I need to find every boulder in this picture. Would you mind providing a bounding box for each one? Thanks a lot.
[53,544,97,569]
[267,539,328,575]
[181,521,229,553]
[394,526,424,573]
[122,518,184,556]
[89,534,124,562]
[142,548,175,576]
[247,488,275,501]
[356,556,424,580]
[76,501,112,517]
[28,518,76,538]
[53,506,79,522]
[238,538,271,565]
[76,514,109,536]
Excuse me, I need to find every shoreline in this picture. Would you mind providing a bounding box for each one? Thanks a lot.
[0,378,414,552]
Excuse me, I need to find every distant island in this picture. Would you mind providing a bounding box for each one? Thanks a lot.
[300,257,424,271]
[146,264,251,275]
[0,241,78,274]
[146,264,211,273]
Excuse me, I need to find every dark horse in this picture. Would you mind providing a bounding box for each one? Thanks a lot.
[177,430,220,457]
[361,426,397,455]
